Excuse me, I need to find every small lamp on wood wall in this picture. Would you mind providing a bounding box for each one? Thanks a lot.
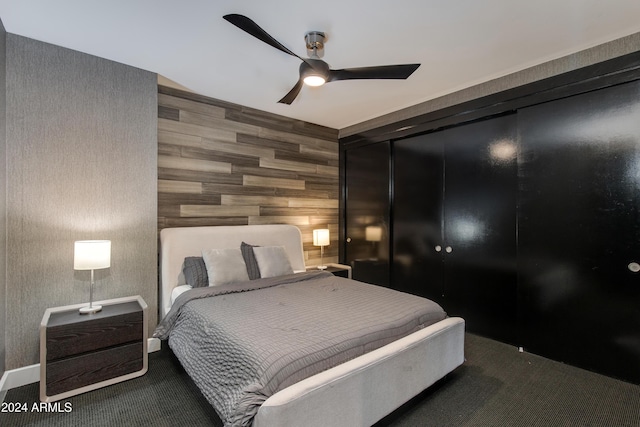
[74,240,111,314]
[313,229,330,270]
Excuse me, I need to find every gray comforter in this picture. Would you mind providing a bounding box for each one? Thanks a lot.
[154,271,446,426]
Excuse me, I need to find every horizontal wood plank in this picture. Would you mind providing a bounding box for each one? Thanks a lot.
[158,168,243,185]
[248,216,311,225]
[158,192,221,205]
[232,164,300,180]
[158,179,203,194]
[158,105,179,121]
[288,198,339,208]
[159,118,236,142]
[161,217,249,227]
[202,138,275,159]
[299,144,339,160]
[158,155,231,174]
[236,133,300,153]
[181,110,260,136]
[180,205,260,217]
[158,130,202,148]
[259,158,319,174]
[222,195,290,206]
[243,175,306,190]
[158,93,226,118]
[157,86,339,254]
[261,207,339,216]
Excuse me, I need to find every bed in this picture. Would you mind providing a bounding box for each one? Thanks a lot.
[154,224,464,427]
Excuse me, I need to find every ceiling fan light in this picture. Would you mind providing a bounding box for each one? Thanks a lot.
[303,75,326,86]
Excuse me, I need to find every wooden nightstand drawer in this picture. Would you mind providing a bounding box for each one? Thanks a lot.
[40,296,148,402]
[46,302,143,360]
[46,342,144,396]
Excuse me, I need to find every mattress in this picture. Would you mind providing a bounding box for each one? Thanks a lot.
[154,271,447,426]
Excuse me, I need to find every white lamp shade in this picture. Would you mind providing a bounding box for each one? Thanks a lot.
[365,226,383,242]
[74,240,111,270]
[313,229,330,247]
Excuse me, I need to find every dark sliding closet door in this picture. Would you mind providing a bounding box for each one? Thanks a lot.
[393,115,518,344]
[442,116,518,344]
[344,142,390,286]
[393,134,444,300]
[518,80,640,383]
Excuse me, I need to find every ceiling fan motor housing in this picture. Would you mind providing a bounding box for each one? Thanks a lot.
[300,59,330,84]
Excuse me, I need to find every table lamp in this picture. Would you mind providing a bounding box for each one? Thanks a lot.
[313,229,330,270]
[74,240,111,314]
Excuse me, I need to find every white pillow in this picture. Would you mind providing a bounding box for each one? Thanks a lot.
[201,248,249,286]
[252,246,294,278]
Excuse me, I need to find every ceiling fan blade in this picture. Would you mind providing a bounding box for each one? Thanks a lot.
[223,14,303,61]
[278,79,304,105]
[328,64,420,82]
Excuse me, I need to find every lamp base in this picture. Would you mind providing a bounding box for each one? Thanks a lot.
[79,304,102,314]
[317,265,328,270]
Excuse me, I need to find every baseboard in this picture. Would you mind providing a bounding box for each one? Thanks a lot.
[0,338,162,399]
[0,362,40,394]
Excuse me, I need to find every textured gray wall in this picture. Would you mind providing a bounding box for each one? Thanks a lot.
[6,35,158,369]
[340,31,640,137]
[0,19,7,376]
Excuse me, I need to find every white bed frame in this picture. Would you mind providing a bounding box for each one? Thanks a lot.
[160,225,465,427]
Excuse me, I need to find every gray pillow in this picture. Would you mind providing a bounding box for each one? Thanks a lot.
[182,257,208,288]
[202,248,250,286]
[252,246,294,278]
[241,242,261,280]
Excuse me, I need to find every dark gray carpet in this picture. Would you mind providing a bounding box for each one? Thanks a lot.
[2,346,222,426]
[3,334,639,426]
[380,334,640,427]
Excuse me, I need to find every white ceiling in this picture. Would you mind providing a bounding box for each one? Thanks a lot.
[1,0,640,130]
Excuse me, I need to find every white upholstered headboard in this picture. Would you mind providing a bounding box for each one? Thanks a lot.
[159,225,306,318]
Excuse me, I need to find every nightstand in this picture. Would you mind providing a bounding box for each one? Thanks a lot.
[40,295,148,402]
[308,263,352,279]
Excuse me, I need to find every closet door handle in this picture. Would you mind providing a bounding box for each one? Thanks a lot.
[628,262,640,273]
[445,246,453,253]
[435,245,442,252]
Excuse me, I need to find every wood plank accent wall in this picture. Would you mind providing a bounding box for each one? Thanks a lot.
[157,86,340,266]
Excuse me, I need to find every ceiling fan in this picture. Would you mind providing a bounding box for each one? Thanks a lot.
[223,14,421,104]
